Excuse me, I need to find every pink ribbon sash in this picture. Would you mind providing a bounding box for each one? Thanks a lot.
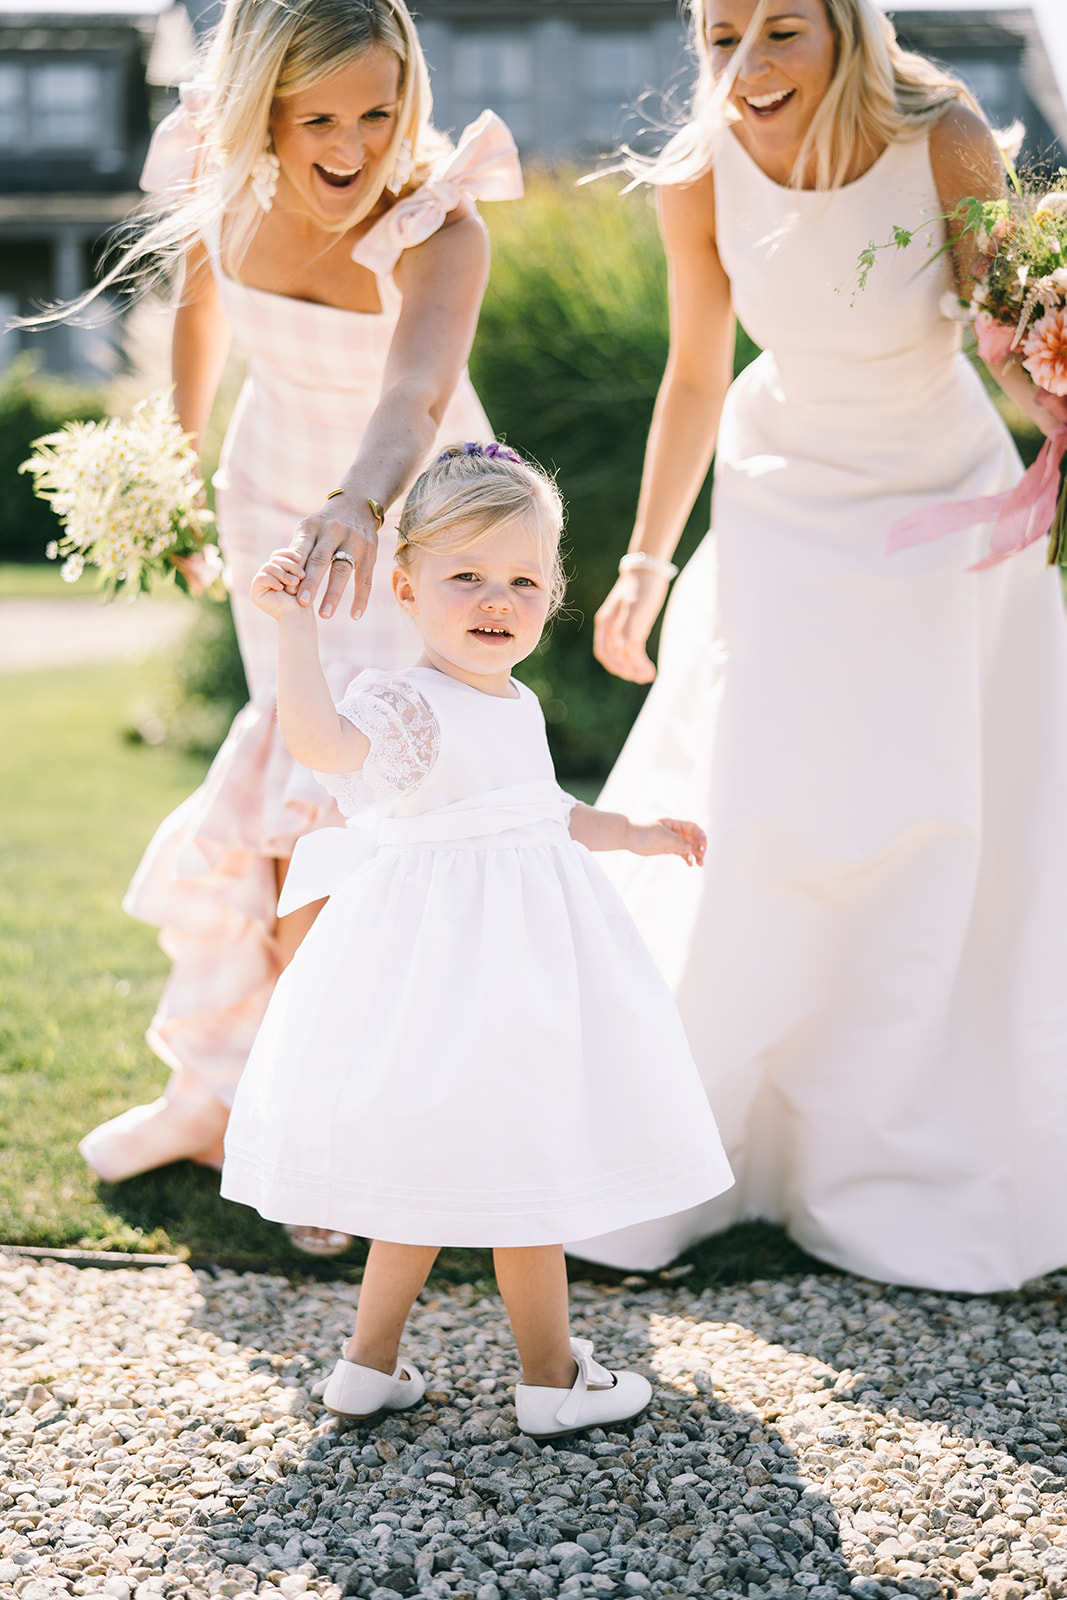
[351,110,523,276]
[887,425,1067,571]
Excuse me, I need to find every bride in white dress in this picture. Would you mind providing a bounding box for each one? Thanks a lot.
[575,0,1067,1292]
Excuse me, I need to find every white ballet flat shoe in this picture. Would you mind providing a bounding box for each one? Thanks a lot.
[316,1354,426,1420]
[79,1083,230,1184]
[515,1337,652,1440]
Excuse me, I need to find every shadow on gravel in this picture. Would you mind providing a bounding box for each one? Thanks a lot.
[168,1282,851,1600]
[167,1391,847,1600]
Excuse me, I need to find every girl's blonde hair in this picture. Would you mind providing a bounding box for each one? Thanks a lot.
[631,0,986,192]
[396,444,567,616]
[38,0,449,320]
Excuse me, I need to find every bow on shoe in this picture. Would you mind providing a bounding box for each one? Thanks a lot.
[554,1338,617,1430]
[352,109,523,277]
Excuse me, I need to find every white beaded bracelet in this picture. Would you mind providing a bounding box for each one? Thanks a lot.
[619,551,679,581]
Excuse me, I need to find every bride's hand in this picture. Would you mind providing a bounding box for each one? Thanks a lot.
[290,491,381,621]
[593,568,671,684]
[1034,388,1067,434]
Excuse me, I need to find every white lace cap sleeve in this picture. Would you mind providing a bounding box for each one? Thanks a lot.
[313,676,440,817]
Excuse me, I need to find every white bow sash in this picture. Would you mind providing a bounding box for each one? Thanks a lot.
[277,779,574,917]
[351,110,523,276]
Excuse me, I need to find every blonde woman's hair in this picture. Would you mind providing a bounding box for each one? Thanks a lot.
[396,444,567,616]
[33,0,450,322]
[631,0,987,192]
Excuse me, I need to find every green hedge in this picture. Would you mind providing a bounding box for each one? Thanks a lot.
[471,171,757,777]
[0,358,107,564]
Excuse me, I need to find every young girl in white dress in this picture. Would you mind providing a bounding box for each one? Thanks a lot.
[220,443,733,1435]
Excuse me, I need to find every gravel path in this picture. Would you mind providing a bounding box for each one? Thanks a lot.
[0,600,192,673]
[3,1254,1067,1600]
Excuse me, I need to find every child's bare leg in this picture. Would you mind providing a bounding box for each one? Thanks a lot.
[494,1245,578,1389]
[344,1241,439,1374]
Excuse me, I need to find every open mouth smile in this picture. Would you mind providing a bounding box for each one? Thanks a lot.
[469,626,513,642]
[743,88,795,116]
[314,163,362,190]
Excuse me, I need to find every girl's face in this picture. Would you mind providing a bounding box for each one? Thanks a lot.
[706,0,837,175]
[392,518,554,696]
[271,49,401,226]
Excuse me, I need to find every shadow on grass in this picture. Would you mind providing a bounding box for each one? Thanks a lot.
[100,1162,834,1292]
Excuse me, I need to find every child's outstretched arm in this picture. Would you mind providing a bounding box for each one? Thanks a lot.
[568,804,706,867]
[251,550,371,774]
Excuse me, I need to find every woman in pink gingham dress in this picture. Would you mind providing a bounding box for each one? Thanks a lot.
[78,0,522,1251]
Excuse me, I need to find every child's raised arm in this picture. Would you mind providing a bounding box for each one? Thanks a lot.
[568,804,706,867]
[251,550,371,775]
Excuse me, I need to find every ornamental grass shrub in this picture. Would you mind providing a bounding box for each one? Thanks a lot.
[471,169,758,777]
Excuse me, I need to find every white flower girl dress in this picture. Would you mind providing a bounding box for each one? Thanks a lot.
[221,666,733,1246]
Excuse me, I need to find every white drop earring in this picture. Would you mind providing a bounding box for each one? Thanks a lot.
[386,137,413,196]
[250,147,280,212]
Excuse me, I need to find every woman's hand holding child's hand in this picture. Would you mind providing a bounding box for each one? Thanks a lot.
[251,549,308,619]
[627,817,706,867]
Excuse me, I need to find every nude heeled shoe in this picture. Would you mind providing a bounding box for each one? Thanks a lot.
[79,1072,230,1183]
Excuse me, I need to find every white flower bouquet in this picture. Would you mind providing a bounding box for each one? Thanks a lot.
[20,392,223,599]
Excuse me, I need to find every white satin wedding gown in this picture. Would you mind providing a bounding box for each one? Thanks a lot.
[569,128,1067,1293]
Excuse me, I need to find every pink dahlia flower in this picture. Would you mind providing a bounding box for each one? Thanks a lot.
[1023,307,1067,397]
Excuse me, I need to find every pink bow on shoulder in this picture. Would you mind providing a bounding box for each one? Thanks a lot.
[140,80,212,195]
[352,110,523,277]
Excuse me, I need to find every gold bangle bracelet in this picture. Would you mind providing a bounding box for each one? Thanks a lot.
[326,489,385,532]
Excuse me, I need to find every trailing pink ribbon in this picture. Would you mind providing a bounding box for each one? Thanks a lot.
[887,425,1067,571]
[352,110,523,276]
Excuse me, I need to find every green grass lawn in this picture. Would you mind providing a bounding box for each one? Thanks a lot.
[0,561,100,599]
[0,658,825,1288]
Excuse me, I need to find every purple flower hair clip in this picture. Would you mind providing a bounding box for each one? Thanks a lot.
[437,441,522,465]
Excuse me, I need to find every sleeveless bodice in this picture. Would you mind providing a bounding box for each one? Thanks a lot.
[705,128,1016,557]
[714,130,958,411]
[212,261,409,520]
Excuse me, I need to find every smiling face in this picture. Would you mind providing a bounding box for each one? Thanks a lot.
[392,518,554,696]
[706,0,837,180]
[270,49,401,226]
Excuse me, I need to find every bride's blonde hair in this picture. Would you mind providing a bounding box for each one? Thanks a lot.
[631,0,986,192]
[36,0,449,320]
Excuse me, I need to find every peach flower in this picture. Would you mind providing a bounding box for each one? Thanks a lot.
[974,309,1017,366]
[1022,307,1067,396]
